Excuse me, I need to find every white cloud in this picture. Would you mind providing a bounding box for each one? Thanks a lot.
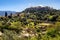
[29,4,45,7]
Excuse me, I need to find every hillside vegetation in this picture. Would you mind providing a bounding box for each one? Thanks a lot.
[0,6,60,40]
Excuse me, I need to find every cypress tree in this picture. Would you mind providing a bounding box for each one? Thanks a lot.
[5,12,7,17]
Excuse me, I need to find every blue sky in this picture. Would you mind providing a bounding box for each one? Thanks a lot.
[0,0,60,12]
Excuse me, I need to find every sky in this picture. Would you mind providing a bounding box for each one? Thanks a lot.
[0,0,60,12]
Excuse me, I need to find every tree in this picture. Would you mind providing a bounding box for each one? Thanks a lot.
[17,13,19,16]
[5,12,8,17]
[8,13,12,18]
[10,13,12,17]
